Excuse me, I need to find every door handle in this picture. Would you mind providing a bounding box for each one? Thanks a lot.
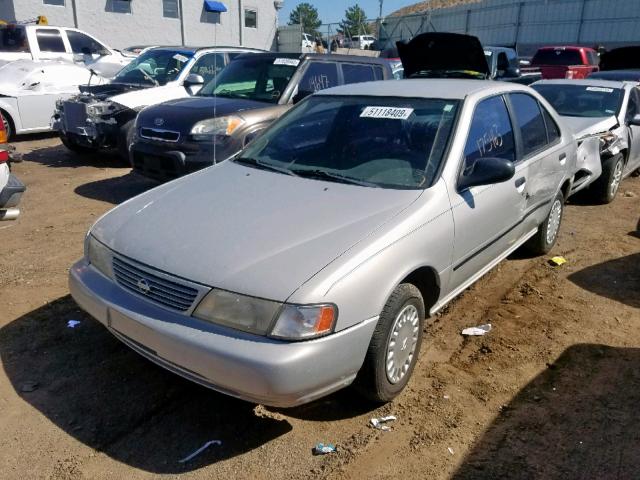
[559,153,567,165]
[515,177,526,194]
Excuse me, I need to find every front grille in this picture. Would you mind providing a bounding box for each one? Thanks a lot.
[140,128,180,142]
[132,151,182,181]
[112,257,199,312]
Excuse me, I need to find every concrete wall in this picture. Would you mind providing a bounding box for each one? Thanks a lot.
[0,0,278,50]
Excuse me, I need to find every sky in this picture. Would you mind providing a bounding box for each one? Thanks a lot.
[278,1,420,26]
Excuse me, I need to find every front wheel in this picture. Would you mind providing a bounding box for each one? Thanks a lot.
[589,153,624,204]
[524,191,564,255]
[60,134,97,154]
[355,283,424,403]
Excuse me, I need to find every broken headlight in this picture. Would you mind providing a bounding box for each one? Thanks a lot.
[597,132,617,152]
[86,101,116,119]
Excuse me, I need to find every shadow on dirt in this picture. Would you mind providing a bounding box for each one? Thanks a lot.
[0,296,293,473]
[21,142,128,170]
[75,173,157,204]
[568,253,640,308]
[453,344,640,479]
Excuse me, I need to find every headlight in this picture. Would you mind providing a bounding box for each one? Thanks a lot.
[190,115,244,141]
[86,234,114,279]
[597,132,617,150]
[193,289,337,340]
[86,102,115,118]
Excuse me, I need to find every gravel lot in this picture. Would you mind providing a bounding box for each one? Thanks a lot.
[1,135,639,480]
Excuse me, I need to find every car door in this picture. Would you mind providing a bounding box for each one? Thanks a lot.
[448,94,529,293]
[33,28,70,61]
[507,92,568,233]
[623,87,640,174]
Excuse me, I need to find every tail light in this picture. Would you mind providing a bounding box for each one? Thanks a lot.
[0,114,8,163]
[565,70,575,79]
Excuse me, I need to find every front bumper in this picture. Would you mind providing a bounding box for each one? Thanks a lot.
[69,259,377,407]
[130,137,238,182]
[0,173,25,220]
[52,101,127,149]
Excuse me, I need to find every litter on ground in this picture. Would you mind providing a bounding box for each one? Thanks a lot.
[313,443,337,455]
[461,324,492,336]
[178,440,222,463]
[67,320,81,328]
[370,415,397,431]
[549,256,567,266]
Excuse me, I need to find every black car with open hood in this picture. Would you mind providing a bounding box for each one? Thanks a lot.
[397,32,490,79]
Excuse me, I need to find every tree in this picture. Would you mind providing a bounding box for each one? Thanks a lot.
[339,4,371,37]
[288,3,321,34]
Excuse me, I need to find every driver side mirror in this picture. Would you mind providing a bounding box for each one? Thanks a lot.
[458,157,515,191]
[183,73,205,88]
[293,89,313,104]
[628,113,640,126]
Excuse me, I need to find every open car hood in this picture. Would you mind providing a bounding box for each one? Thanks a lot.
[397,32,490,78]
[599,46,640,71]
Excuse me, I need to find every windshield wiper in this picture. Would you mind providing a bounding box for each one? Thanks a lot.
[233,157,298,176]
[136,66,159,86]
[291,168,378,187]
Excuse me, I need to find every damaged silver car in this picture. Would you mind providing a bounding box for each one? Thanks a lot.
[533,79,640,202]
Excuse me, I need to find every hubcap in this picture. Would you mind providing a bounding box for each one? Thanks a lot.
[610,159,623,198]
[386,304,420,384]
[546,199,562,245]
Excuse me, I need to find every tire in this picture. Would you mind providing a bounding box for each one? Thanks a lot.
[355,283,425,403]
[117,120,135,164]
[1,110,13,140]
[60,134,97,154]
[589,153,624,204]
[525,190,564,255]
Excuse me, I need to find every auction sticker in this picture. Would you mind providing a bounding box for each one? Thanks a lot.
[586,86,614,93]
[173,53,189,63]
[360,106,414,120]
[274,58,300,66]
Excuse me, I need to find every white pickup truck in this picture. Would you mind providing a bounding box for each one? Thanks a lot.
[0,24,132,78]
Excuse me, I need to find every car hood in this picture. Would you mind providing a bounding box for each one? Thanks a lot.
[137,96,272,130]
[108,84,191,109]
[562,115,618,139]
[91,161,422,301]
[397,32,490,78]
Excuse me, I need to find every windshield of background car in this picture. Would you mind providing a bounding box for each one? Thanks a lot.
[532,49,583,66]
[533,84,623,117]
[198,56,297,103]
[113,49,193,85]
[0,26,29,53]
[239,95,460,189]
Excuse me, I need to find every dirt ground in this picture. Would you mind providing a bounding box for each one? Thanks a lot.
[1,135,638,480]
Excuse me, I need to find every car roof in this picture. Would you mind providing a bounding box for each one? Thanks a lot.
[315,78,531,100]
[533,78,628,88]
[232,52,389,65]
[146,46,263,53]
[537,46,593,51]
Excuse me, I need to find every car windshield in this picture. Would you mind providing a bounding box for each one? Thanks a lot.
[198,56,297,103]
[0,26,29,53]
[113,49,193,86]
[533,84,623,117]
[237,95,460,189]
[532,49,583,66]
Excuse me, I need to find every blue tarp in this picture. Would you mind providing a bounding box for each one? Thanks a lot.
[204,0,227,12]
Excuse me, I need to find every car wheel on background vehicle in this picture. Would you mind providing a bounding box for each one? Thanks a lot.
[525,190,564,255]
[117,120,135,163]
[60,134,97,155]
[1,111,13,140]
[590,153,624,204]
[355,283,425,403]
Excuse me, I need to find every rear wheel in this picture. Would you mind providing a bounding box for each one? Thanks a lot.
[1,111,13,140]
[116,120,135,164]
[355,283,424,403]
[525,191,564,255]
[589,153,624,204]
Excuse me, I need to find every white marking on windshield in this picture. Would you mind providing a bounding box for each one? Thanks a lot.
[274,58,300,67]
[586,86,614,93]
[173,53,189,63]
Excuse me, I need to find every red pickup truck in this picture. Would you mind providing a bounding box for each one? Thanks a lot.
[531,46,600,79]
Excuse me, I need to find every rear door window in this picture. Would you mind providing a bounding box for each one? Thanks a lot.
[342,63,376,85]
[509,93,549,157]
[464,95,516,173]
[0,26,30,52]
[36,28,66,53]
[298,62,338,94]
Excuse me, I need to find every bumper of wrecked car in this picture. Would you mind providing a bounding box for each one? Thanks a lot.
[52,112,120,148]
[0,173,25,220]
[69,259,377,407]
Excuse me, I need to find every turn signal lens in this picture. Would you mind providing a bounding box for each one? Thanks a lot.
[270,304,337,340]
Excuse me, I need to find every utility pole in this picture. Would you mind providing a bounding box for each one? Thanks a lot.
[379,0,383,19]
